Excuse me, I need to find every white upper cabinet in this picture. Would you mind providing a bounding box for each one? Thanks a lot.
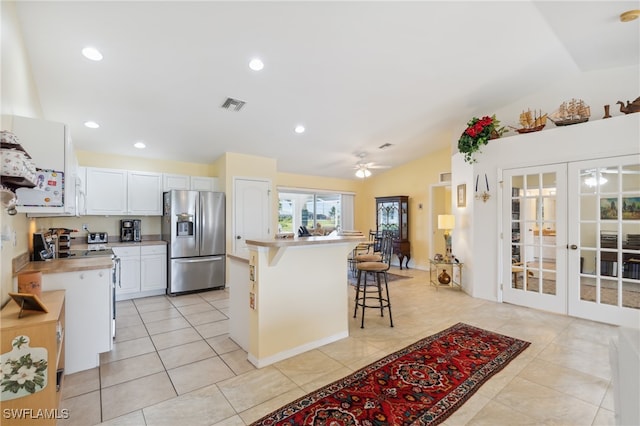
[163,173,190,191]
[78,167,216,216]
[10,116,65,170]
[8,115,79,216]
[163,174,219,192]
[191,176,218,191]
[84,167,162,215]
[85,168,128,215]
[128,171,163,215]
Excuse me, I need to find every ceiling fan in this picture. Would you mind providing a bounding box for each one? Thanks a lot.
[353,153,390,178]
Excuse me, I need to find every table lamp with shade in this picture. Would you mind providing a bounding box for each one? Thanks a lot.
[438,214,455,262]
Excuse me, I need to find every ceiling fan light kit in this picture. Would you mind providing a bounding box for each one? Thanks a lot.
[355,168,371,178]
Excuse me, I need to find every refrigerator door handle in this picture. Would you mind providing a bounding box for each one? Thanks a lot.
[194,195,200,255]
[199,194,203,254]
[174,257,224,263]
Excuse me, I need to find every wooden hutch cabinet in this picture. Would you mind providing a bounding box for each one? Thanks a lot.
[1,291,66,425]
[375,196,410,269]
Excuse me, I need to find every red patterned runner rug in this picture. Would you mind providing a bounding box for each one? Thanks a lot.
[251,323,530,426]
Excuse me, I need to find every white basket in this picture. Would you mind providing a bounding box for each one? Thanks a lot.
[1,148,37,184]
[0,131,20,145]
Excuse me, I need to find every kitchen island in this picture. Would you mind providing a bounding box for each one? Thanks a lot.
[230,235,363,368]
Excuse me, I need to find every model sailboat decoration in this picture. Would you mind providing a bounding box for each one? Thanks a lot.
[511,109,547,133]
[548,98,590,126]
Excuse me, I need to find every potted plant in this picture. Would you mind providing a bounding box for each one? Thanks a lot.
[457,115,508,163]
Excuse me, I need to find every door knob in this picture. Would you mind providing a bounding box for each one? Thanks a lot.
[569,244,578,250]
[236,235,241,239]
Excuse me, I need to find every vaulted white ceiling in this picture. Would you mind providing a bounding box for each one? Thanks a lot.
[12,1,640,179]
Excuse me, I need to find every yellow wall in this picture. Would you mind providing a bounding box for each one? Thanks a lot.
[1,2,43,305]
[216,152,278,255]
[76,151,217,176]
[277,172,363,194]
[357,146,451,270]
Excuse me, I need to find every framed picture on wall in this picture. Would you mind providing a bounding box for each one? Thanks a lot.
[457,184,466,207]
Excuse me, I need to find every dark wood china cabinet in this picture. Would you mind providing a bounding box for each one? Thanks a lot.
[375,196,410,269]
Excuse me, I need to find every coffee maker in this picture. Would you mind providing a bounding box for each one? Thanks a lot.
[120,219,141,242]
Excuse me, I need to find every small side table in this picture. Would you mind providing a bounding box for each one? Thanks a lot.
[429,259,463,290]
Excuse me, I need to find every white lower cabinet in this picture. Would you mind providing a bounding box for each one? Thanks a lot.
[114,246,140,298]
[141,245,167,292]
[113,244,166,300]
[41,268,113,374]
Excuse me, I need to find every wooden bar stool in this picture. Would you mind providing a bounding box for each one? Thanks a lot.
[354,232,394,328]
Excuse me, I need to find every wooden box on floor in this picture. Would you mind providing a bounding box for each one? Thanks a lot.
[0,291,65,425]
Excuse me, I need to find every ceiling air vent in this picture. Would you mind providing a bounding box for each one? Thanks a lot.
[221,97,246,112]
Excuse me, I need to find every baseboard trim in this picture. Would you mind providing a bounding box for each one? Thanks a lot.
[247,330,349,368]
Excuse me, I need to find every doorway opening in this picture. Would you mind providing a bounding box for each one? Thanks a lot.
[430,183,452,260]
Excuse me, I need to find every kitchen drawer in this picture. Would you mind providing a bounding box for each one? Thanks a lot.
[112,246,140,257]
[141,244,166,255]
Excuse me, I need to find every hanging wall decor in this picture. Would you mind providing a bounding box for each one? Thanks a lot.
[475,173,491,203]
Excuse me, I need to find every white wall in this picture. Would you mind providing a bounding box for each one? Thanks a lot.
[1,1,43,305]
[452,113,640,301]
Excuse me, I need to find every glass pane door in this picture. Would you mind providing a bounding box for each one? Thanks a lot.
[568,155,640,327]
[502,164,567,314]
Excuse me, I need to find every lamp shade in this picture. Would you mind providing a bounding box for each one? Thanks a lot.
[438,214,455,230]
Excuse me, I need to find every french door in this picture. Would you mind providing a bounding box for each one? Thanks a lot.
[502,164,567,314]
[502,155,640,327]
[568,155,640,327]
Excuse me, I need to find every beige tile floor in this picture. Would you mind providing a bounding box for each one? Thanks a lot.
[58,268,619,426]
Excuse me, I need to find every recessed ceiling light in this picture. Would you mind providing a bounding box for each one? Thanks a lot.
[134,142,146,149]
[84,121,100,129]
[82,47,103,61]
[249,58,264,71]
[294,125,305,134]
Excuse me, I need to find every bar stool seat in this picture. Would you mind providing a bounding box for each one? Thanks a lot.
[354,252,382,262]
[353,232,394,328]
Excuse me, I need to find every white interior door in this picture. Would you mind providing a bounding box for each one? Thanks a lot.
[502,164,567,314]
[568,155,640,327]
[234,178,271,257]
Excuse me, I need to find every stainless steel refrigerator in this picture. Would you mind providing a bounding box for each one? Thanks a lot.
[162,190,225,295]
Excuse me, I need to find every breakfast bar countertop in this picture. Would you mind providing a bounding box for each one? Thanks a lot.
[245,235,364,248]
